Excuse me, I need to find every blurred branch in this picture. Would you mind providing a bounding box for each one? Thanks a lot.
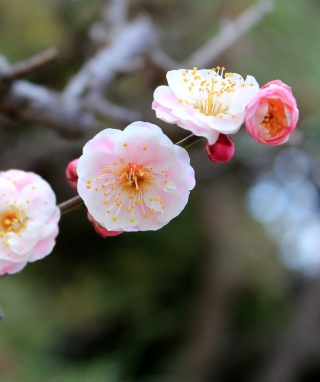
[252,276,320,382]
[0,13,157,136]
[63,15,158,100]
[0,80,93,138]
[184,0,274,68]
[0,0,274,138]
[171,183,242,381]
[0,48,58,82]
[149,0,274,71]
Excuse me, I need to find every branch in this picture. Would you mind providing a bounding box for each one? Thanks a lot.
[63,16,159,100]
[251,276,320,382]
[148,0,274,71]
[0,48,58,82]
[0,81,93,138]
[184,0,274,68]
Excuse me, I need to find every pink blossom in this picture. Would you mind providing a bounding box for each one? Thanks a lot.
[205,134,235,163]
[152,67,259,144]
[66,158,79,189]
[77,121,195,231]
[0,170,60,275]
[245,80,299,145]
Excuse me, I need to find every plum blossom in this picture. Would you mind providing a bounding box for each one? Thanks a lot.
[0,170,60,275]
[245,80,299,145]
[205,134,235,163]
[77,121,195,232]
[152,67,259,144]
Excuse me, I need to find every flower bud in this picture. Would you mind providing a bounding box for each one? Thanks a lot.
[66,159,79,189]
[205,134,235,163]
[245,80,299,145]
[87,212,123,238]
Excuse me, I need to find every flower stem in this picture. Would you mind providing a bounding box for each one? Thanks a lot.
[176,134,203,149]
[58,195,84,215]
[58,133,203,215]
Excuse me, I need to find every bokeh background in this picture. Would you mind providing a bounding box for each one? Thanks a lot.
[1,0,320,381]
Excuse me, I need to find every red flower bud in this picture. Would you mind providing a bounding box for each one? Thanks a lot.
[205,134,235,163]
[66,159,79,189]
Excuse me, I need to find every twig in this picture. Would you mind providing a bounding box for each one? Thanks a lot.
[103,0,129,34]
[63,16,158,100]
[148,47,181,71]
[1,48,58,82]
[59,195,84,215]
[84,95,142,123]
[184,0,274,68]
[0,81,93,138]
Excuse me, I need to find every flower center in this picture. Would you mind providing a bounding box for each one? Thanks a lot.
[120,163,151,191]
[0,205,27,244]
[261,98,287,136]
[85,145,169,225]
[179,67,237,117]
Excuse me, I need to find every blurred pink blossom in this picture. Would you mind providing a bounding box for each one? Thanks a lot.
[77,121,195,232]
[152,67,259,144]
[245,80,299,145]
[0,170,60,275]
[205,134,235,163]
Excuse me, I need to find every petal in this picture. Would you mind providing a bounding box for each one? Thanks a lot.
[115,126,161,163]
[0,259,27,275]
[83,128,122,154]
[77,151,119,180]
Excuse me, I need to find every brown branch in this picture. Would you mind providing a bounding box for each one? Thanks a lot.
[59,195,84,214]
[1,48,58,82]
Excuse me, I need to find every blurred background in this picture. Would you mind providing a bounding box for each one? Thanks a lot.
[1,0,320,381]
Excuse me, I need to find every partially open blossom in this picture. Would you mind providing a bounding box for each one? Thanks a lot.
[77,121,195,232]
[66,158,79,189]
[0,170,60,275]
[245,80,299,145]
[205,134,235,163]
[152,67,259,144]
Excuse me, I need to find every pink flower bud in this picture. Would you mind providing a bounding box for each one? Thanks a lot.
[66,159,79,189]
[245,80,299,145]
[205,134,235,163]
[87,212,123,238]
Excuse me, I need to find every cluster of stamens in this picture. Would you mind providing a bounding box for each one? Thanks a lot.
[261,98,287,136]
[85,143,169,224]
[0,201,27,247]
[178,66,255,118]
